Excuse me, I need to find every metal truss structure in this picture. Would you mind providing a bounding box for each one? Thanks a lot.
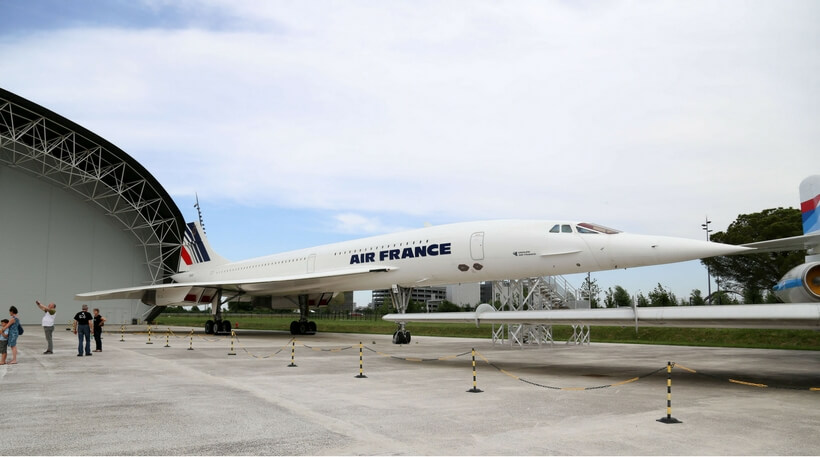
[491,276,590,348]
[0,89,185,285]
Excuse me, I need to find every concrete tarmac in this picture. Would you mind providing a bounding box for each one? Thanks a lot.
[2,325,819,455]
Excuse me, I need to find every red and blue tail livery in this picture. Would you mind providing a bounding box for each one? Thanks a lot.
[179,222,227,271]
[801,175,820,235]
[181,222,210,265]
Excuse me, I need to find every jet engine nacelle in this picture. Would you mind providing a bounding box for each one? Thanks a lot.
[774,262,820,303]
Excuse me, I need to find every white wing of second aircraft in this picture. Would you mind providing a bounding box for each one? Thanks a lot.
[383,303,820,330]
[741,232,820,253]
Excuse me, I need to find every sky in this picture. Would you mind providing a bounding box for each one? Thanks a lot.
[2,0,818,306]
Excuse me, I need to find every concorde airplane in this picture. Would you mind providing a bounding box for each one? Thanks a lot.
[383,176,820,337]
[77,177,820,343]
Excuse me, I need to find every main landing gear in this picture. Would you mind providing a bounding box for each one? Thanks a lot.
[390,285,412,344]
[204,290,237,335]
[205,319,232,335]
[289,294,323,336]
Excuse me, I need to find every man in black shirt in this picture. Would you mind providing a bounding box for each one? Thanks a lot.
[73,304,93,356]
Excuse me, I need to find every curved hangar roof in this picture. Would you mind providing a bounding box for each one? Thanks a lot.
[0,87,185,284]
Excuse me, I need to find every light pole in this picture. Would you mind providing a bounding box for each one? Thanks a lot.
[701,217,713,302]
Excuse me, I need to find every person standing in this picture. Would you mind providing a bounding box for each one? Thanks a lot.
[36,300,56,354]
[2,306,20,364]
[73,304,93,357]
[92,308,105,352]
[0,319,9,365]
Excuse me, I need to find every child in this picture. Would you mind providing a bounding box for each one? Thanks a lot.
[0,319,8,365]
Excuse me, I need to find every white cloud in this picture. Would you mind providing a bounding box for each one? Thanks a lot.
[1,0,816,238]
[330,213,410,236]
[2,0,818,303]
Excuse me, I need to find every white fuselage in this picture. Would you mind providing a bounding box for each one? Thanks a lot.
[171,220,744,297]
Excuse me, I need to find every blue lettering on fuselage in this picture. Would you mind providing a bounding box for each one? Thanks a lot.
[351,242,452,265]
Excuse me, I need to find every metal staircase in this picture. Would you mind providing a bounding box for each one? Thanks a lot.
[491,276,590,348]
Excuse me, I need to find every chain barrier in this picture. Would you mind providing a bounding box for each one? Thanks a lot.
[301,342,353,353]
[474,350,667,391]
[672,362,819,392]
[115,328,820,392]
[363,345,472,362]
[231,334,294,359]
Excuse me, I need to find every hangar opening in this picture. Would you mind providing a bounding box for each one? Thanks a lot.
[0,88,185,325]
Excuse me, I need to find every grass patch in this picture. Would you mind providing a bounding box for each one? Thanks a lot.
[154,314,820,350]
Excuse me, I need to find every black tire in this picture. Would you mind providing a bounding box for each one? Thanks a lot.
[403,331,411,344]
[290,321,300,335]
[392,331,400,344]
[204,320,215,335]
[222,320,231,333]
[298,322,308,334]
[308,321,317,333]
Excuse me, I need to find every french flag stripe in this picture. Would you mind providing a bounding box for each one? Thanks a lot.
[181,246,193,266]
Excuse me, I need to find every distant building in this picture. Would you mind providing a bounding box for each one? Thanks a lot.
[446,283,480,308]
[479,281,493,304]
[372,287,447,309]
[373,283,480,311]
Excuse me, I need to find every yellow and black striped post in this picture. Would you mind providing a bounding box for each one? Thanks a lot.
[146,325,153,345]
[288,340,297,367]
[228,330,236,356]
[187,329,194,351]
[657,361,682,424]
[120,324,125,342]
[355,341,367,378]
[164,328,171,347]
[467,348,483,393]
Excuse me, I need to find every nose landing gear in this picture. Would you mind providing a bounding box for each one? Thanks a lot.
[390,285,413,344]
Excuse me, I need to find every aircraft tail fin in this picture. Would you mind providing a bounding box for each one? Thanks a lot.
[179,221,229,272]
[800,175,820,235]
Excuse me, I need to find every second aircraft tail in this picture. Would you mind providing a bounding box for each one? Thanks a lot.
[801,175,820,235]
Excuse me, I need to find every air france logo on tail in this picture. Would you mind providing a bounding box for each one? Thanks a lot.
[181,222,211,266]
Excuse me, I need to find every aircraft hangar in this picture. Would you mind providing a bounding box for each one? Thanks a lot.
[0,88,185,326]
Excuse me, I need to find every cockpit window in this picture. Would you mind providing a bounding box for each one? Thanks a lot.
[549,224,560,233]
[577,222,621,234]
[561,224,572,233]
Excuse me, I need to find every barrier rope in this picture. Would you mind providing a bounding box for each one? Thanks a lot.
[474,350,667,391]
[231,334,294,359]
[118,329,820,392]
[300,342,354,352]
[672,362,820,392]
[363,345,472,362]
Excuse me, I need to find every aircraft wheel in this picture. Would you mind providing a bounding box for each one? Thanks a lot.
[222,320,232,333]
[392,331,404,344]
[290,321,300,335]
[298,322,308,335]
[205,320,215,335]
[403,331,411,344]
[308,321,317,334]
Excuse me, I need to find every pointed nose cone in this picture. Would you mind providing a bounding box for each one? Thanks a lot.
[653,237,752,260]
[603,234,752,269]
